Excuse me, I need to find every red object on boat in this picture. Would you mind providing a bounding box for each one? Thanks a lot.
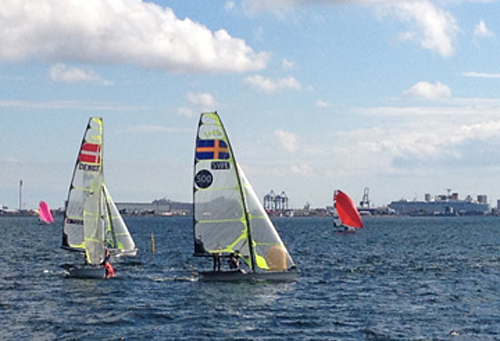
[104,262,115,278]
[334,190,364,228]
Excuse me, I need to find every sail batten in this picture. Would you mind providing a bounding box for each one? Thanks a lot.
[193,112,295,273]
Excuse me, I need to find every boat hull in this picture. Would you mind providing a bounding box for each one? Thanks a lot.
[110,248,138,257]
[198,269,298,282]
[62,264,106,279]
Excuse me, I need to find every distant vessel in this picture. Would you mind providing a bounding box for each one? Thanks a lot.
[38,201,54,224]
[61,117,116,279]
[334,190,364,232]
[193,112,297,282]
[388,191,489,216]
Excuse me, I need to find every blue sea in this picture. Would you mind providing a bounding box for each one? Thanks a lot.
[1,215,500,340]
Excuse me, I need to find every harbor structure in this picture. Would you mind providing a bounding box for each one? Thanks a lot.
[388,191,489,216]
[116,198,192,216]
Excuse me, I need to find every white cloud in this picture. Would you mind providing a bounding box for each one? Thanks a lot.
[0,0,268,73]
[316,100,331,108]
[186,92,217,109]
[225,1,236,11]
[244,0,457,56]
[177,92,216,116]
[290,163,314,176]
[0,100,145,110]
[474,20,495,38]
[48,64,111,84]
[282,58,294,70]
[403,81,452,100]
[275,130,298,152]
[129,125,185,133]
[244,75,301,93]
[463,72,500,79]
[386,1,457,56]
[178,107,195,117]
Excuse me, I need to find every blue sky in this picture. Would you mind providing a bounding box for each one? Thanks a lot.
[1,0,500,210]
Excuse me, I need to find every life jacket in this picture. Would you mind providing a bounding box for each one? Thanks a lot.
[104,262,115,278]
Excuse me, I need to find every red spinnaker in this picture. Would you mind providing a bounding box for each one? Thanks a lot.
[334,190,363,228]
[39,201,54,224]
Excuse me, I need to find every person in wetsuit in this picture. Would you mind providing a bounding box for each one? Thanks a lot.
[228,251,240,270]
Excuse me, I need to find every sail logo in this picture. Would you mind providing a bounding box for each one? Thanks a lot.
[79,143,101,164]
[211,161,230,170]
[195,169,213,189]
[203,129,223,138]
[196,139,229,160]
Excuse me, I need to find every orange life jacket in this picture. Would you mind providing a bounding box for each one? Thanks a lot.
[104,262,115,278]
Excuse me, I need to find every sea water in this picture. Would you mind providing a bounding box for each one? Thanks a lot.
[1,215,499,340]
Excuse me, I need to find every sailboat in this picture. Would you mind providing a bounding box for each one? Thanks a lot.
[38,201,54,224]
[193,112,297,282]
[61,117,130,278]
[333,190,364,232]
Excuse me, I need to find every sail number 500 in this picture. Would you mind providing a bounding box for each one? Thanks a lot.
[195,170,213,189]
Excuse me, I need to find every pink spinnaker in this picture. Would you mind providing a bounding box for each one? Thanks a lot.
[39,201,54,224]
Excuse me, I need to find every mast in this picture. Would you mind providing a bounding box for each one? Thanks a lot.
[18,180,23,211]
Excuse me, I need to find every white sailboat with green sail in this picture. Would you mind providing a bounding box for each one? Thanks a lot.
[193,112,297,282]
[62,117,136,278]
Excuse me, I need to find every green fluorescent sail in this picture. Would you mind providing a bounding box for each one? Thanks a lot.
[63,117,105,265]
[63,117,137,262]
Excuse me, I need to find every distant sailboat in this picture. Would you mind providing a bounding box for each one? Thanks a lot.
[193,112,297,282]
[38,201,54,224]
[334,190,364,232]
[61,117,121,279]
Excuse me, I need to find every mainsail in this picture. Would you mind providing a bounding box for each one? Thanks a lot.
[39,201,54,224]
[334,190,364,229]
[103,184,137,255]
[193,112,294,272]
[62,117,106,265]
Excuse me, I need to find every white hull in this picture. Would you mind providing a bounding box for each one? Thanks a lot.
[62,264,107,279]
[110,248,138,257]
[198,269,298,282]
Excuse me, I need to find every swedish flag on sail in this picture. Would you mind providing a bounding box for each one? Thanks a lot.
[196,140,230,160]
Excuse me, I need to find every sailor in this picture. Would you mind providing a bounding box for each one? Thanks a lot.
[104,261,115,278]
[228,251,240,270]
[194,235,207,254]
[212,252,222,272]
[102,248,115,278]
[104,248,111,263]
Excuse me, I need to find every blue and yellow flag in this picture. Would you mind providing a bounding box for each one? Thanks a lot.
[196,139,230,160]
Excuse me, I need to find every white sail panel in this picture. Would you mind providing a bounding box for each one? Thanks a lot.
[103,184,137,253]
[83,180,105,265]
[63,117,104,253]
[193,113,251,261]
[239,166,295,271]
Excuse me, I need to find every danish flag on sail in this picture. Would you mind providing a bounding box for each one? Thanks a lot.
[79,143,101,164]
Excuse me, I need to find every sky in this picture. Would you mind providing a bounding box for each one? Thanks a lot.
[1,0,500,210]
